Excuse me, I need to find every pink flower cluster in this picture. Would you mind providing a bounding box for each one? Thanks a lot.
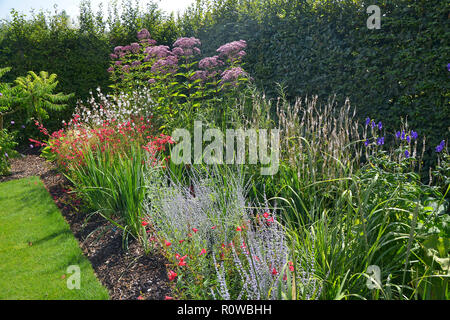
[144,45,171,59]
[137,28,151,40]
[216,40,247,62]
[173,37,202,57]
[221,67,248,83]
[151,55,179,74]
[198,55,223,70]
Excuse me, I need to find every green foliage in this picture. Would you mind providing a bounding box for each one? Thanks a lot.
[65,144,150,249]
[14,71,74,124]
[179,0,450,168]
[0,129,18,175]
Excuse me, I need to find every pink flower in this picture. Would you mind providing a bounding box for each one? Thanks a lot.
[216,40,247,61]
[236,226,242,231]
[192,228,198,233]
[211,226,216,230]
[141,220,149,226]
[199,56,223,70]
[221,67,247,83]
[288,261,294,272]
[173,37,201,49]
[137,295,144,300]
[199,248,206,256]
[272,267,278,276]
[164,296,174,300]
[137,28,150,40]
[165,240,172,247]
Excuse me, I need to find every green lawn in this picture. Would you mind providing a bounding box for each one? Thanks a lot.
[0,176,109,300]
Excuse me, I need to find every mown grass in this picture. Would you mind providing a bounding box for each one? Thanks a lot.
[0,176,109,300]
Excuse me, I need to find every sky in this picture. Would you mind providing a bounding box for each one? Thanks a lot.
[0,0,195,21]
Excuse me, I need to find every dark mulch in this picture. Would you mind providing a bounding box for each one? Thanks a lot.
[0,150,172,300]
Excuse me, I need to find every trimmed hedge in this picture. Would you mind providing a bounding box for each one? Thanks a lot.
[179,0,450,168]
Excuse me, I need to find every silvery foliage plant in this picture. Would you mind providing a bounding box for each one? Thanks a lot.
[143,166,322,300]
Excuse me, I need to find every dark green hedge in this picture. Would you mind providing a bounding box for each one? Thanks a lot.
[179,0,450,168]
[1,0,448,167]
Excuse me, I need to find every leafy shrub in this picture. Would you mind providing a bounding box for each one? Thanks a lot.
[0,129,18,175]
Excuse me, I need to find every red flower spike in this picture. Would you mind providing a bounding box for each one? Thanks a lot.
[168,270,177,281]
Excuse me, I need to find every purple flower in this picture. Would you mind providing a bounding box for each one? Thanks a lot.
[436,140,445,153]
[401,131,405,140]
[221,67,247,82]
[10,120,14,125]
[4,152,8,158]
[148,79,156,84]
[199,56,223,70]
[377,121,382,130]
[21,125,25,129]
[151,56,178,74]
[404,150,410,158]
[377,137,384,145]
[131,60,142,67]
[364,139,370,146]
[115,61,122,66]
[216,40,247,61]
[114,46,123,54]
[107,66,114,73]
[137,28,151,40]
[145,45,171,59]
[0,92,3,97]
[448,63,450,72]
[395,131,401,139]
[122,65,130,73]
[109,53,118,60]
[173,37,201,49]
[406,135,411,143]
[190,70,208,81]
[30,144,34,149]
[140,38,157,46]
[172,47,184,56]
[365,117,371,126]
[130,42,140,54]
[371,120,376,129]
[410,130,418,140]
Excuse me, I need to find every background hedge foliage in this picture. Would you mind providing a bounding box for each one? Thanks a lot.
[179,0,449,169]
[0,0,448,169]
